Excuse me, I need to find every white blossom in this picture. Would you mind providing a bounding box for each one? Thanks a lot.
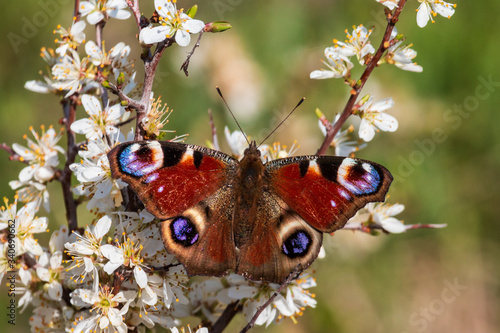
[382,28,423,72]
[12,126,64,182]
[310,46,354,79]
[51,49,87,98]
[79,0,131,25]
[71,287,136,333]
[70,136,124,212]
[9,179,50,212]
[416,0,456,28]
[333,25,375,65]
[64,215,112,285]
[37,251,66,301]
[12,201,48,256]
[71,95,125,140]
[349,202,406,233]
[0,197,17,231]
[139,0,205,47]
[55,21,87,56]
[358,97,398,142]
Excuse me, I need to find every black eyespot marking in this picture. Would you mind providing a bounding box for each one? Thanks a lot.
[318,160,338,182]
[282,230,312,258]
[193,150,203,169]
[204,206,211,219]
[170,217,199,247]
[163,147,184,167]
[299,160,309,178]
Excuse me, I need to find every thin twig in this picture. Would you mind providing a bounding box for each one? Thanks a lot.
[239,265,303,333]
[0,143,29,164]
[104,80,143,110]
[180,31,204,76]
[125,0,142,30]
[135,38,174,141]
[341,222,448,233]
[208,109,220,150]
[316,0,407,155]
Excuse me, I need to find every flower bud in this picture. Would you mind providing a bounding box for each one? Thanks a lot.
[186,5,198,18]
[204,21,232,33]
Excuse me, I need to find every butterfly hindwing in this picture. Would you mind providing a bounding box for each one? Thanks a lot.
[108,140,238,219]
[267,155,393,233]
[160,186,238,277]
[236,191,323,283]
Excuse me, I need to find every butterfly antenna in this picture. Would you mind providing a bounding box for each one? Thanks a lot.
[216,87,250,146]
[258,97,305,147]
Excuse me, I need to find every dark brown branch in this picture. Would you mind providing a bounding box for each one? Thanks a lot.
[59,98,79,232]
[180,31,204,76]
[316,0,408,155]
[211,301,243,333]
[73,0,81,22]
[239,265,303,333]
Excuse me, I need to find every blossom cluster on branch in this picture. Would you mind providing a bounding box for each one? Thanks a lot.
[0,0,454,332]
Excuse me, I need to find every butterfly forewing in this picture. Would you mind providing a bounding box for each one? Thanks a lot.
[266,155,393,233]
[108,141,237,219]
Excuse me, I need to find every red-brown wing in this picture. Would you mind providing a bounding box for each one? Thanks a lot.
[236,191,323,284]
[266,156,393,233]
[107,140,238,219]
[160,186,238,278]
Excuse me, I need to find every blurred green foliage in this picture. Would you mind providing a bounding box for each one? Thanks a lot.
[0,0,498,332]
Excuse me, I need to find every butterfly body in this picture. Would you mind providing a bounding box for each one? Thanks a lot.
[108,140,392,283]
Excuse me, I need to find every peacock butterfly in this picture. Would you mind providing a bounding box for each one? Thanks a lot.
[107,139,392,283]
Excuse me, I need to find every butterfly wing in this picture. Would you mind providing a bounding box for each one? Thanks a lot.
[159,186,238,277]
[266,156,393,233]
[108,140,238,219]
[108,140,239,276]
[236,191,323,284]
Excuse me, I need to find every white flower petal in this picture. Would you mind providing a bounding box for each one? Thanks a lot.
[417,3,431,28]
[359,119,376,142]
[94,215,112,238]
[381,217,406,233]
[87,11,105,25]
[175,29,191,47]
[372,113,398,132]
[134,266,148,289]
[183,19,205,34]
[310,70,335,79]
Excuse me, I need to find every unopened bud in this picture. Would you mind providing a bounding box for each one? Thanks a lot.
[101,80,111,89]
[186,5,198,18]
[204,21,232,33]
[315,108,324,119]
[117,72,125,86]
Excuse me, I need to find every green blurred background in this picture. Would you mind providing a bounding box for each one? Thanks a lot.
[1,0,498,332]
